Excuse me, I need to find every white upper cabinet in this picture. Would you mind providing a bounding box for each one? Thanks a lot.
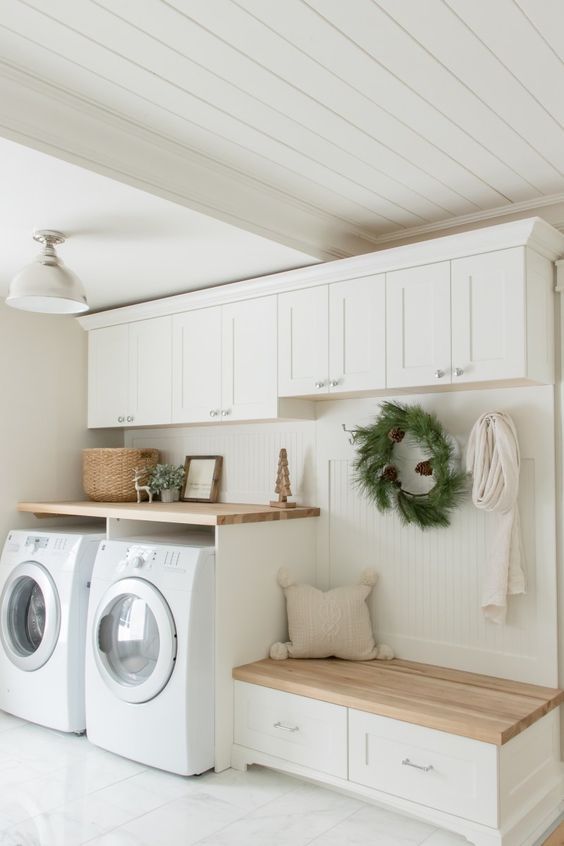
[278,286,329,396]
[222,297,277,421]
[172,307,222,424]
[88,324,129,428]
[279,275,386,397]
[88,317,172,428]
[386,262,451,389]
[172,296,279,425]
[451,247,526,384]
[329,275,386,394]
[128,317,172,426]
[387,248,554,389]
[83,220,561,428]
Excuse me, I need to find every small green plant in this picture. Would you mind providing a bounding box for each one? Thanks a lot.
[147,463,185,493]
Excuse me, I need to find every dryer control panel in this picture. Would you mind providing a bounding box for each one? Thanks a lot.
[96,540,214,590]
[121,547,185,573]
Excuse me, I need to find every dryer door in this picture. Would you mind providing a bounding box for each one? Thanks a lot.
[0,561,61,671]
[93,577,177,704]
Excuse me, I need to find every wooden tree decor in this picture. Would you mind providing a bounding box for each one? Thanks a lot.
[270,448,296,508]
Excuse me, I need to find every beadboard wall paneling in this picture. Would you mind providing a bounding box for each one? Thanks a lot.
[328,458,541,680]
[125,422,316,505]
[129,384,557,686]
[316,387,558,686]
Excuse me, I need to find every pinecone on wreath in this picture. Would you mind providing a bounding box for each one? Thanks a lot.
[382,465,398,482]
[415,460,433,477]
[388,427,405,443]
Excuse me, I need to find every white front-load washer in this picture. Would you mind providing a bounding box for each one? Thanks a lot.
[85,535,215,775]
[0,527,104,732]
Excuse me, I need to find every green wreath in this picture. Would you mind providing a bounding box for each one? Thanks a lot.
[353,401,467,529]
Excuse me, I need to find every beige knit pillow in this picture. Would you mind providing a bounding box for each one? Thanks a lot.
[270,568,393,661]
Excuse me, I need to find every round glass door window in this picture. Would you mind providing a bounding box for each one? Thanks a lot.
[94,578,176,704]
[0,562,60,671]
[9,577,46,655]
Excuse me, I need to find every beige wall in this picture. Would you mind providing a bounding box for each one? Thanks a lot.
[0,301,121,541]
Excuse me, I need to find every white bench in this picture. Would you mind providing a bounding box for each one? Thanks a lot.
[232,658,564,846]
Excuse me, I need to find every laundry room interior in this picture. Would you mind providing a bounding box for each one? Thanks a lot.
[2,3,564,846]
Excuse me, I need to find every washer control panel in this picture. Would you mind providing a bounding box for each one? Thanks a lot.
[25,536,49,549]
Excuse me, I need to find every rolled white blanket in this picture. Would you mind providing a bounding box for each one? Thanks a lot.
[466,412,525,624]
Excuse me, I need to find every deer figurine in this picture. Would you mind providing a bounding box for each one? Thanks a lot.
[133,467,153,504]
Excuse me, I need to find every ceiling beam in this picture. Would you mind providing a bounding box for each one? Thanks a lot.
[0,61,377,261]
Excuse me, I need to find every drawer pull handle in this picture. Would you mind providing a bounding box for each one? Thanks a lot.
[402,758,434,773]
[273,721,300,733]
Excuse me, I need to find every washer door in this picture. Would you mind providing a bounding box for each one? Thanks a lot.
[93,578,177,704]
[0,561,61,671]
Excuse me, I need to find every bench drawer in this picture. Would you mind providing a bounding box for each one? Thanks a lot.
[349,709,498,825]
[234,681,347,777]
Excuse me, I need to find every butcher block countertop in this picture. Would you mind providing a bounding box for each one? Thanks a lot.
[233,657,564,745]
[17,500,320,526]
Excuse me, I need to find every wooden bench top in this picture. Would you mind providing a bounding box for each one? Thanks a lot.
[233,658,564,745]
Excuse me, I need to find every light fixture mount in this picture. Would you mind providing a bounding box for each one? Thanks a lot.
[33,229,66,247]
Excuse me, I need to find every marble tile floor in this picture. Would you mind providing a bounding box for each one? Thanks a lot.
[0,710,484,846]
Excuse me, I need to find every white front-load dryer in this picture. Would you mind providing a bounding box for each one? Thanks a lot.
[0,527,104,732]
[85,535,215,775]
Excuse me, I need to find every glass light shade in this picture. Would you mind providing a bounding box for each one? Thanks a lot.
[6,243,88,314]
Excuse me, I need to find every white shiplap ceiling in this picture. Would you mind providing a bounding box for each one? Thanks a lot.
[1,0,564,262]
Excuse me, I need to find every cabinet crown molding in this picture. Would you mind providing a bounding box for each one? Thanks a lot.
[79,217,564,330]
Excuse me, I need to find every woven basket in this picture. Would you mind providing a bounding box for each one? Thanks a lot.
[82,448,160,502]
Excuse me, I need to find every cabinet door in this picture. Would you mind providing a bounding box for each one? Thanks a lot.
[329,275,385,393]
[386,262,451,388]
[278,286,329,396]
[221,296,277,421]
[88,325,129,428]
[128,317,172,426]
[172,308,221,423]
[451,248,525,384]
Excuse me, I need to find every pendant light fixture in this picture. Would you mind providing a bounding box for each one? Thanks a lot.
[6,230,88,314]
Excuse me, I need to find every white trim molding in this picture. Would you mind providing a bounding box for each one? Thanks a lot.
[555,260,564,293]
[79,217,564,329]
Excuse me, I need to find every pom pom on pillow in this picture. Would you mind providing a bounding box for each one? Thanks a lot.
[270,569,393,662]
[269,642,289,660]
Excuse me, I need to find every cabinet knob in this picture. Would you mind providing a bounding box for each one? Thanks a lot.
[126,416,134,422]
[117,416,125,423]
[434,369,444,379]
[329,379,340,388]
[209,410,219,418]
[221,409,231,417]
[314,381,326,389]
[454,368,464,377]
